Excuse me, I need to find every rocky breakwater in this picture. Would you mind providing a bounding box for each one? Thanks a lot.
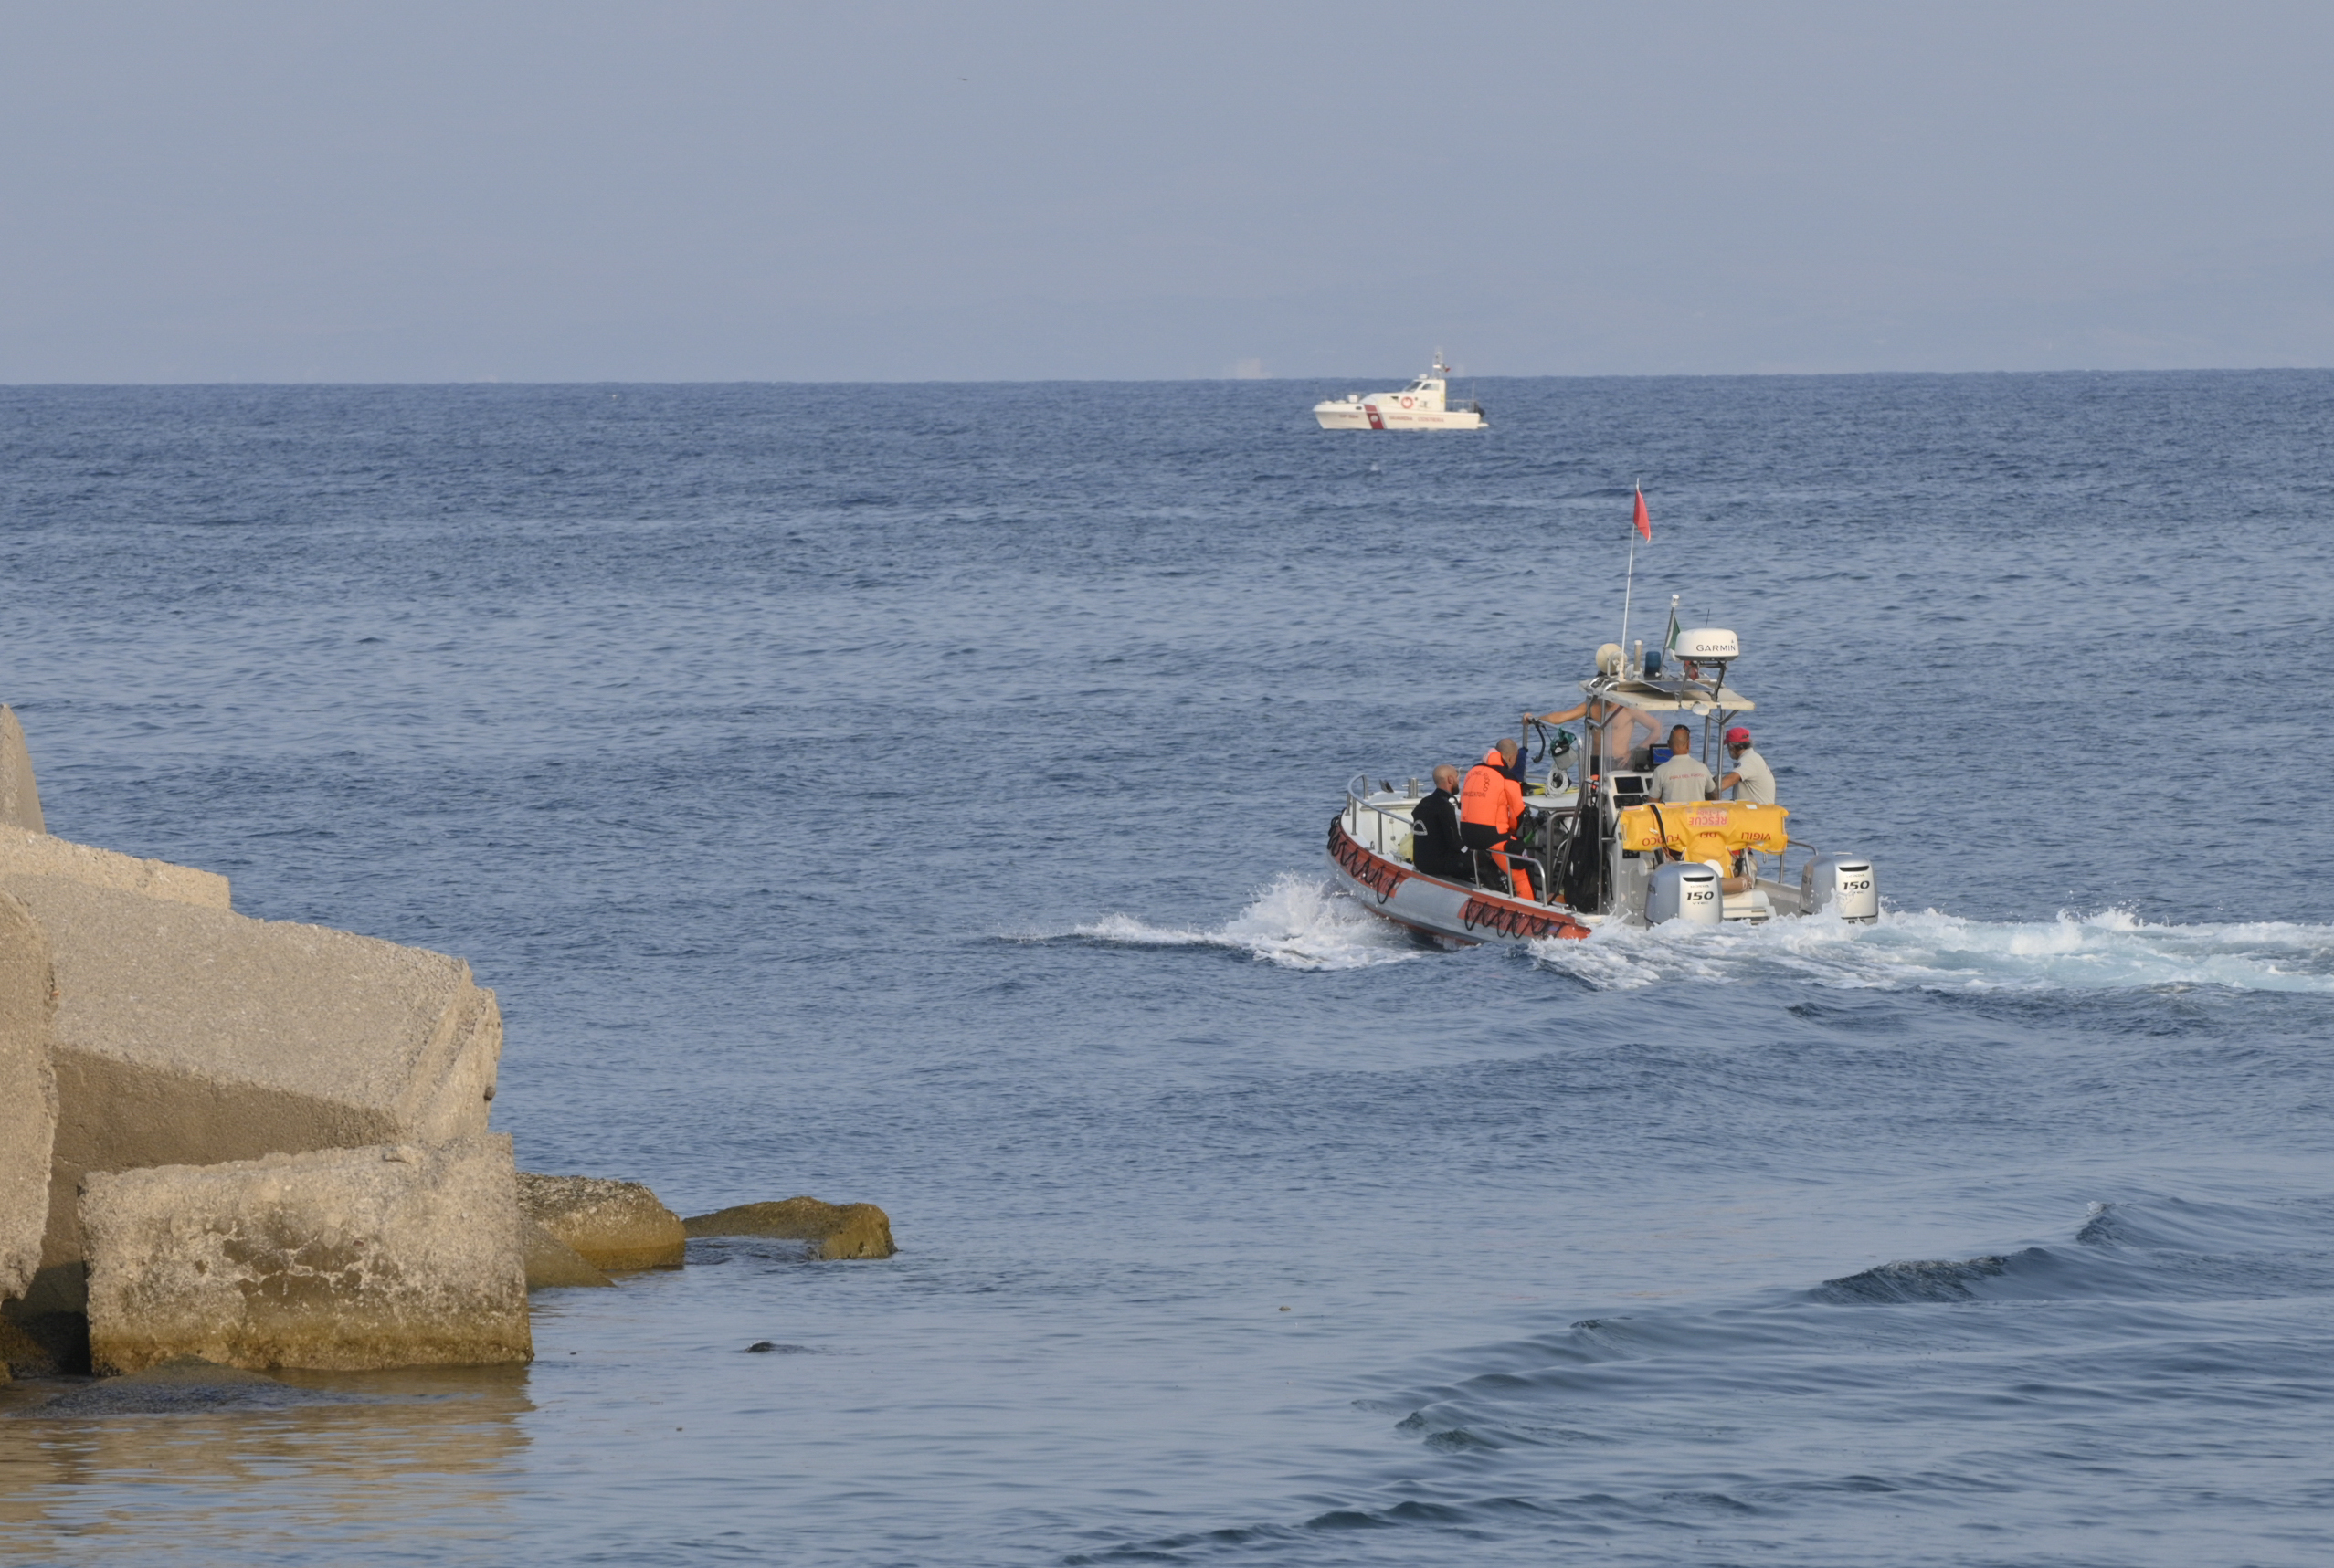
[0,705,896,1385]
[0,700,523,1376]
[0,713,522,1373]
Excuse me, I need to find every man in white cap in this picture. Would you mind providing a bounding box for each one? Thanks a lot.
[1714,726,1775,805]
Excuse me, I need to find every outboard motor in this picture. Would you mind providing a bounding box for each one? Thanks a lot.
[1647,861,1723,927]
[1802,855,1879,922]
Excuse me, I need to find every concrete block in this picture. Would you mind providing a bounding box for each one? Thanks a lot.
[0,707,40,834]
[683,1197,897,1259]
[81,1135,532,1373]
[0,890,58,1303]
[0,826,230,910]
[516,1173,685,1271]
[3,876,502,1311]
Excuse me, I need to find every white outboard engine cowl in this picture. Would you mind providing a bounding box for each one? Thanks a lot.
[1802,855,1879,922]
[1647,861,1723,927]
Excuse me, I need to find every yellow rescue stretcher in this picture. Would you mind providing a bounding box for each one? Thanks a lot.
[1618,801,1789,870]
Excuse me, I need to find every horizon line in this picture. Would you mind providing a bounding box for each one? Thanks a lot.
[4,364,2331,390]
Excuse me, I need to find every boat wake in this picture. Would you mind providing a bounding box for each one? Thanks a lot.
[1530,906,2334,994]
[1068,873,1423,972]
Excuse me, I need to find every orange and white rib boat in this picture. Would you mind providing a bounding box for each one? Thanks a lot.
[1325,631,1877,944]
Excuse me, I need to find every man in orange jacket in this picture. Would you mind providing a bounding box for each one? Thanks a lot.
[1460,739,1534,900]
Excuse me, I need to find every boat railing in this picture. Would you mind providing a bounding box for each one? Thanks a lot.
[1344,774,1428,858]
[1757,837,1826,895]
[1344,773,1407,808]
[1345,773,1571,908]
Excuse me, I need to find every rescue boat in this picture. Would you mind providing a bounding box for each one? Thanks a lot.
[1326,628,1878,944]
[1313,353,1486,430]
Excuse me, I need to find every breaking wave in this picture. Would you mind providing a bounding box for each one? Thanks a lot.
[1065,873,1422,972]
[1528,906,2334,994]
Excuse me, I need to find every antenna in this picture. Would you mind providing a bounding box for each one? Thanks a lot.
[1618,477,1641,660]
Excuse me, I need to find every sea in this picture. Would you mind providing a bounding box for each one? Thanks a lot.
[1,373,2331,1566]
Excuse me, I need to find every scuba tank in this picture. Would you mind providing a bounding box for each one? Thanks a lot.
[1537,725,1578,795]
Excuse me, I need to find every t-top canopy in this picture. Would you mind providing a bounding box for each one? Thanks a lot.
[1576,676,1755,716]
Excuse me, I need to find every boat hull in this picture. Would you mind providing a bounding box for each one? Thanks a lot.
[1326,817,1590,944]
[1314,402,1486,431]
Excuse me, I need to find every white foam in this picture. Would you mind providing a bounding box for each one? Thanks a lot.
[1529,905,2334,994]
[1070,873,1422,972]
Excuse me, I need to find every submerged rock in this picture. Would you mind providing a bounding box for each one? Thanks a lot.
[0,889,58,1306]
[683,1197,896,1259]
[516,1173,685,1272]
[522,1216,613,1289]
[24,1354,364,1416]
[81,1135,532,1374]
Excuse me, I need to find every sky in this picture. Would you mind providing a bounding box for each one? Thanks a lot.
[3,2,2331,382]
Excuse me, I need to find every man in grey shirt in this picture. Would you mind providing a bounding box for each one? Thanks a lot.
[1651,725,1714,803]
[1714,725,1776,805]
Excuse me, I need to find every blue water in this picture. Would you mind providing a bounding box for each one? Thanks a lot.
[2,374,2332,1565]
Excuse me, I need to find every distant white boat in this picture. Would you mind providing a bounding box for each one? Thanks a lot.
[1313,353,1486,430]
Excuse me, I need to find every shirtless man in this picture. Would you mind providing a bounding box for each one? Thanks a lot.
[1525,696,1664,773]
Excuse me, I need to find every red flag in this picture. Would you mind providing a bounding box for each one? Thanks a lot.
[1632,484,1652,541]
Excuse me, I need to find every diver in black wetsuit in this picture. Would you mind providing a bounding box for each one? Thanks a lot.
[1409,764,1473,881]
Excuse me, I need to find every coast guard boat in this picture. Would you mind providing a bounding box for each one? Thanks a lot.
[1313,353,1486,430]
[1326,628,1877,943]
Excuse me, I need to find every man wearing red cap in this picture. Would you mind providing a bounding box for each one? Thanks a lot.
[1714,726,1774,805]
